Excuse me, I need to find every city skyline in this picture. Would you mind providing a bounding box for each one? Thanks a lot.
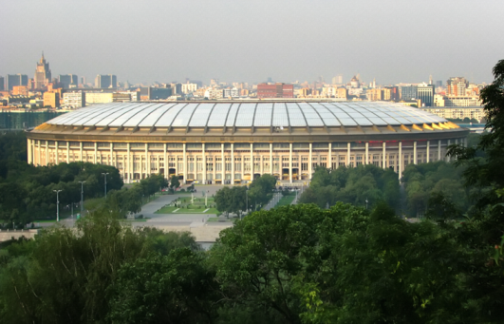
[1,0,503,85]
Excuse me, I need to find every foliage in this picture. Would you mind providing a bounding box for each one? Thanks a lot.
[214,186,247,217]
[209,203,480,324]
[215,174,276,215]
[299,165,400,210]
[0,211,203,324]
[170,174,180,189]
[0,160,123,227]
[401,161,470,217]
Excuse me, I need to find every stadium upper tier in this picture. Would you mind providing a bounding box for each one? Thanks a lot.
[39,101,456,134]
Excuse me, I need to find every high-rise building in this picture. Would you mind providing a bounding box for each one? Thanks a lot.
[417,84,435,106]
[170,83,182,95]
[399,85,418,101]
[148,87,172,100]
[59,74,78,88]
[384,86,399,101]
[43,92,59,108]
[447,77,468,96]
[62,91,85,108]
[7,74,28,91]
[34,53,52,89]
[95,75,117,89]
[332,75,343,85]
[0,76,4,91]
[257,83,294,99]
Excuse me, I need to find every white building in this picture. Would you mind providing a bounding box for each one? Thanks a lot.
[181,83,198,94]
[204,88,224,100]
[223,87,240,98]
[62,91,85,109]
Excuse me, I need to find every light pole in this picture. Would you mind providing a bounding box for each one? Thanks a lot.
[79,180,86,216]
[365,199,369,209]
[53,189,63,222]
[101,173,109,197]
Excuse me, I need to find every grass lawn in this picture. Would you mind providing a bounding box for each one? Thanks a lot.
[276,193,296,207]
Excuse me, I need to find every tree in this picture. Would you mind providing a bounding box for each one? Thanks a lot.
[299,164,400,210]
[448,59,504,242]
[0,211,202,323]
[170,174,180,189]
[108,249,217,324]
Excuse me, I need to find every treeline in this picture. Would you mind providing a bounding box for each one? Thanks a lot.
[214,174,276,216]
[0,131,168,227]
[402,161,471,216]
[299,165,400,210]
[1,198,504,323]
[301,132,485,217]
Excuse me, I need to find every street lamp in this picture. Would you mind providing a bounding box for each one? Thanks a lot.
[365,199,369,209]
[53,189,63,222]
[78,180,86,215]
[101,173,109,197]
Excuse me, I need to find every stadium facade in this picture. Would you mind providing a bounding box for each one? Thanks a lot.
[26,101,468,184]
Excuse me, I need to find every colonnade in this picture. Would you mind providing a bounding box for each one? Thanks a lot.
[27,138,467,184]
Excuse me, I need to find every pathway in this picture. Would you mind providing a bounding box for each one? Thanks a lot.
[263,192,282,210]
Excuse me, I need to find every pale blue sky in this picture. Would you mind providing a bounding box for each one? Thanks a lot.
[1,0,502,85]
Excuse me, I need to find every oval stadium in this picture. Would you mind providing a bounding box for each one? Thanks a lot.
[26,101,468,184]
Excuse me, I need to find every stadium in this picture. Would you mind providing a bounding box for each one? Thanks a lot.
[26,101,468,184]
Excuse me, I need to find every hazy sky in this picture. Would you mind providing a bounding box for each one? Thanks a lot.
[1,0,503,85]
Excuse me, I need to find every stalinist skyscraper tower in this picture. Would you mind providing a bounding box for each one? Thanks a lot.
[34,52,51,90]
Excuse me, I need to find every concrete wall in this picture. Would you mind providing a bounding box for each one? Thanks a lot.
[0,229,39,242]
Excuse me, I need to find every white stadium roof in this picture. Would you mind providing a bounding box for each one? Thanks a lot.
[48,102,448,129]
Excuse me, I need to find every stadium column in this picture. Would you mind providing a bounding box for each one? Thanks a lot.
[413,141,417,164]
[231,143,235,184]
[260,155,263,175]
[221,143,225,183]
[80,142,83,162]
[382,141,386,169]
[145,146,149,178]
[27,139,32,164]
[55,141,59,165]
[269,143,273,177]
[164,143,168,180]
[66,141,70,164]
[438,140,441,161]
[250,144,253,182]
[365,142,369,165]
[94,142,97,164]
[183,143,187,184]
[110,143,113,167]
[447,139,451,162]
[328,143,332,170]
[398,141,403,179]
[426,141,430,162]
[127,143,131,183]
[347,142,351,166]
[37,140,42,166]
[288,143,292,184]
[309,143,312,179]
[202,144,206,184]
[45,141,49,166]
